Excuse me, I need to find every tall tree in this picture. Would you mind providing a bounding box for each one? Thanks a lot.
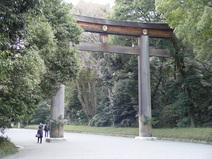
[155,0,212,61]
[0,0,46,129]
[0,0,82,129]
[155,0,212,127]
[75,54,99,120]
[39,0,82,95]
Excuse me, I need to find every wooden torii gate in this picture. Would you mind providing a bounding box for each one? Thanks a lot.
[75,15,173,138]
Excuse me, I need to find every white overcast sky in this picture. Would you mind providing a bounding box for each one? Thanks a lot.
[63,0,115,7]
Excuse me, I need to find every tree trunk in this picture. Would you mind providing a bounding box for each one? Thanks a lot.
[186,87,196,127]
[152,62,163,100]
[92,80,97,115]
[189,106,196,128]
[75,79,97,120]
[76,80,90,120]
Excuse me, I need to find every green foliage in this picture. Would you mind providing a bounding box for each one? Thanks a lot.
[38,0,82,95]
[0,0,43,43]
[89,114,112,127]
[111,80,137,126]
[66,86,89,125]
[50,115,64,128]
[141,116,159,126]
[152,44,212,128]
[155,0,212,61]
[30,100,50,124]
[113,0,160,22]
[87,52,139,127]
[0,137,18,158]
[67,89,83,124]
[0,49,45,129]
[0,0,82,130]
[88,93,112,127]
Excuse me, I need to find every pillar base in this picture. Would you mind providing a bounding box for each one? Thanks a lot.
[135,136,157,141]
[46,138,66,143]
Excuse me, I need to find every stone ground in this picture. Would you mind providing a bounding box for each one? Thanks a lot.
[2,128,212,159]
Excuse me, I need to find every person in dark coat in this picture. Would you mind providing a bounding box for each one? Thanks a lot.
[38,123,43,128]
[44,123,50,137]
[37,127,43,144]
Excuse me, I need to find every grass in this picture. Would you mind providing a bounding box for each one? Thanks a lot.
[0,137,18,158]
[153,128,212,142]
[25,125,212,143]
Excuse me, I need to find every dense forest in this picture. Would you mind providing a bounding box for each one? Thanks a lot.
[0,0,211,132]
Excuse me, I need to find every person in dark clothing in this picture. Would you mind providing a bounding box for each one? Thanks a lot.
[44,123,50,137]
[37,127,43,144]
[38,123,43,128]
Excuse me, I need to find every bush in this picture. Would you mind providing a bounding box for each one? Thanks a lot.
[0,136,18,158]
[89,114,112,127]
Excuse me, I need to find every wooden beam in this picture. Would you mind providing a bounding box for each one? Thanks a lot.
[72,42,170,57]
[76,15,172,30]
[76,15,173,38]
[149,47,170,57]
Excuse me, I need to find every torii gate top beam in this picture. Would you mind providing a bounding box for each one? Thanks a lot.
[76,15,173,38]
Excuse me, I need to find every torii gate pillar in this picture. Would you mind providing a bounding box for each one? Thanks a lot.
[137,35,152,138]
[46,84,66,143]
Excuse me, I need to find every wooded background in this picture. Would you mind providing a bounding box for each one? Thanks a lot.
[0,0,211,131]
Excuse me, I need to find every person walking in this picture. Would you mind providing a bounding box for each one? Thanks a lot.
[37,126,43,144]
[44,123,50,137]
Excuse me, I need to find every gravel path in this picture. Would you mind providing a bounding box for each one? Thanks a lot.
[2,128,212,159]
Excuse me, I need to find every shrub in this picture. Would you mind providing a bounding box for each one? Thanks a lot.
[0,136,18,158]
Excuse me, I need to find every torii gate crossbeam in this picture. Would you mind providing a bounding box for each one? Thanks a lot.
[74,15,173,138]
